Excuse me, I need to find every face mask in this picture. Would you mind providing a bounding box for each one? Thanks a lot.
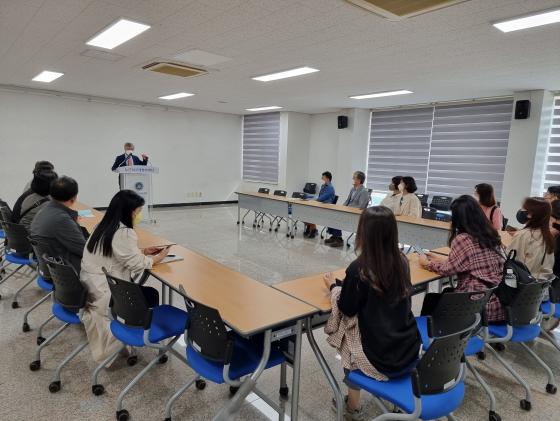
[516,209,529,225]
[125,149,134,156]
[133,211,142,226]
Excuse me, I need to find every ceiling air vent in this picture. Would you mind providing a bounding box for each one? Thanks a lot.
[346,0,469,20]
[142,61,207,78]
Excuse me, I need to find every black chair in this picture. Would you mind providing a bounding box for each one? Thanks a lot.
[0,221,37,308]
[320,195,339,239]
[430,195,453,211]
[541,277,560,351]
[268,190,290,233]
[303,183,317,195]
[416,194,429,207]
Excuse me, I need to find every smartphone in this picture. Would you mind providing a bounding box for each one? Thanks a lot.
[411,245,427,256]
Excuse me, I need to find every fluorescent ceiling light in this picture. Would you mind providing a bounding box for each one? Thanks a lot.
[158,92,194,100]
[86,18,150,49]
[252,67,319,82]
[493,9,560,33]
[32,70,64,83]
[245,106,283,112]
[350,89,413,100]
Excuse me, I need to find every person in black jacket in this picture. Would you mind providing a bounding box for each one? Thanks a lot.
[324,206,420,417]
[111,142,148,171]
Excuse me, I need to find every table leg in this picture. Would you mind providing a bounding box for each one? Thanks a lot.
[290,319,303,420]
[161,283,168,305]
[237,202,241,225]
[213,330,272,421]
[168,286,173,306]
[306,317,343,421]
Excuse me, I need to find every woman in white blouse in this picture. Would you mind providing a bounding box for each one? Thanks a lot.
[80,190,169,363]
[395,176,423,218]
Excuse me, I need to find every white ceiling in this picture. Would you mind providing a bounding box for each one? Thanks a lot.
[0,0,559,115]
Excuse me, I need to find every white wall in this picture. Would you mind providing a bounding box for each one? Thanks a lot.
[284,112,311,194]
[0,89,242,207]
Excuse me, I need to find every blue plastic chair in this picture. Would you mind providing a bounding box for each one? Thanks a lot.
[347,317,478,421]
[485,280,555,412]
[540,278,560,352]
[91,269,191,421]
[164,292,286,421]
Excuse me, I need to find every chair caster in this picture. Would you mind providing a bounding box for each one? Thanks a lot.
[158,354,168,364]
[116,409,130,421]
[37,336,46,345]
[320,235,324,239]
[127,355,138,366]
[285,233,289,237]
[477,351,486,360]
[279,386,289,399]
[546,383,557,394]
[49,381,61,393]
[520,399,531,411]
[29,360,41,371]
[252,224,256,228]
[290,235,294,239]
[489,410,501,421]
[241,221,245,225]
[11,301,19,309]
[22,322,30,332]
[229,386,240,396]
[92,384,105,396]
[195,379,206,390]
[269,228,272,232]
[164,418,171,421]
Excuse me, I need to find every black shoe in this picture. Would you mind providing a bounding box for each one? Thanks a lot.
[324,236,335,244]
[328,237,344,248]
[308,229,318,239]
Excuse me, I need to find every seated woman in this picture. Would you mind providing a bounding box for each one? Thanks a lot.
[474,183,503,231]
[380,175,402,213]
[12,170,58,231]
[508,197,554,280]
[80,190,169,363]
[419,195,505,322]
[395,176,422,218]
[323,206,420,419]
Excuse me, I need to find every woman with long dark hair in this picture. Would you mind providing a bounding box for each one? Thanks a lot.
[474,183,503,231]
[80,190,169,363]
[507,197,554,279]
[419,195,505,321]
[323,206,420,419]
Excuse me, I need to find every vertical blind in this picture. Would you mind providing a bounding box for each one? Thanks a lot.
[242,112,280,183]
[367,99,514,200]
[543,96,560,192]
[367,107,433,192]
[426,100,513,199]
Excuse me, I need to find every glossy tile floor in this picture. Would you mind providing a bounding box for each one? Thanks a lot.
[1,204,560,420]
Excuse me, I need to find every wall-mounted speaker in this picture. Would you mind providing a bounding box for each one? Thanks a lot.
[514,100,531,120]
[338,115,348,129]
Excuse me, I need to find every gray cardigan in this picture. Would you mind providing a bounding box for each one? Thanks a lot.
[343,185,370,209]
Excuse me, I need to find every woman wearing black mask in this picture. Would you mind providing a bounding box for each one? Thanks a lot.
[507,197,554,280]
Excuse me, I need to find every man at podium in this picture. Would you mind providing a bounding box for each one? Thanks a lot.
[111,142,149,171]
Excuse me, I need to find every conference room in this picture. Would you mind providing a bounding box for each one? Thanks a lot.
[1,1,560,420]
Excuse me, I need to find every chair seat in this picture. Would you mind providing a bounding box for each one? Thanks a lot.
[186,336,285,384]
[5,252,34,265]
[488,323,541,343]
[348,370,465,420]
[415,316,483,356]
[0,229,5,239]
[52,303,80,324]
[541,301,560,319]
[110,305,188,347]
[37,275,54,292]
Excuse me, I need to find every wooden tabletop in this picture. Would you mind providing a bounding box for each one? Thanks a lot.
[236,191,294,203]
[430,230,514,256]
[150,245,318,336]
[274,254,442,313]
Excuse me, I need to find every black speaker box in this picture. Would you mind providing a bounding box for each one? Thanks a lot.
[338,115,348,129]
[515,100,530,119]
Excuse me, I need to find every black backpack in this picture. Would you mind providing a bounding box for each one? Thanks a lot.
[495,249,538,307]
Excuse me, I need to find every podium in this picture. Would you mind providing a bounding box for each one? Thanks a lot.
[115,165,159,223]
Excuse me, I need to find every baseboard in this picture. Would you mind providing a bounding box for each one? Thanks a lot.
[94,200,237,211]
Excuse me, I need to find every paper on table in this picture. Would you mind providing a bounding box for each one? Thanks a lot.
[78,209,95,218]
[160,255,184,264]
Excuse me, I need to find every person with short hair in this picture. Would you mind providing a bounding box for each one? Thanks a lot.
[304,171,336,239]
[545,186,560,203]
[380,176,403,213]
[325,171,370,248]
[111,142,148,171]
[474,183,503,231]
[12,170,58,230]
[395,176,422,218]
[30,176,86,272]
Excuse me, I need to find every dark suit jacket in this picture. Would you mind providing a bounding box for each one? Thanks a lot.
[111,154,148,171]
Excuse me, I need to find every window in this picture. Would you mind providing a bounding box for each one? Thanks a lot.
[427,100,513,199]
[242,112,280,183]
[543,96,560,192]
[367,107,433,192]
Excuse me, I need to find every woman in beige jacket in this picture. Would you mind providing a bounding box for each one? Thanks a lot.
[80,190,169,363]
[395,176,422,218]
[507,197,555,280]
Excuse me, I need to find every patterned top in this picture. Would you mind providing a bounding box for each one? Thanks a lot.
[427,233,506,322]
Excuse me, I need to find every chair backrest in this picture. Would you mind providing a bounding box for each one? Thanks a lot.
[413,327,472,396]
[291,192,305,199]
[430,195,453,211]
[104,269,152,328]
[332,195,339,205]
[421,207,437,220]
[274,190,287,197]
[29,236,59,280]
[44,256,87,311]
[416,194,429,207]
[2,221,33,255]
[303,183,317,194]
[0,205,12,223]
[423,289,494,337]
[507,280,549,325]
[257,188,270,194]
[549,277,560,304]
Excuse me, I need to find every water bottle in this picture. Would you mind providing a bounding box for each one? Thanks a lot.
[505,268,517,288]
